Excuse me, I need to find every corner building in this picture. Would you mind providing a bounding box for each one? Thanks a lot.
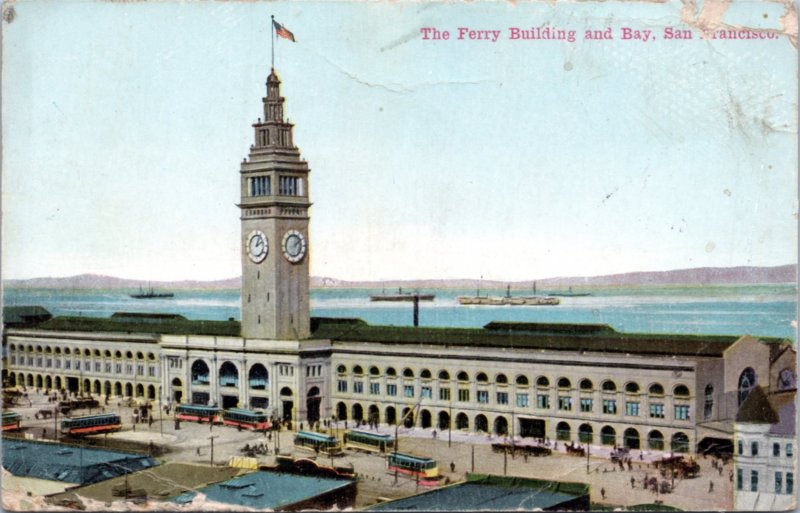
[3,69,795,456]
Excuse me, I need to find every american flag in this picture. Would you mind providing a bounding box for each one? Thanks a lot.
[273,20,296,42]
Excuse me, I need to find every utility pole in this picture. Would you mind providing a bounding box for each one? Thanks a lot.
[471,445,475,472]
[503,447,508,476]
[54,407,58,441]
[448,403,452,448]
[586,443,590,474]
[209,435,218,466]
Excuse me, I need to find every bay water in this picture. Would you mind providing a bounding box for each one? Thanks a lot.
[3,285,796,341]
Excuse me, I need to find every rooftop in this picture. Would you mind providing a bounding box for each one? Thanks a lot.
[368,473,590,511]
[2,439,159,485]
[8,312,790,357]
[171,470,353,510]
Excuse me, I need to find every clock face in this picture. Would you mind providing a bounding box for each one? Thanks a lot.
[246,230,268,263]
[282,230,307,263]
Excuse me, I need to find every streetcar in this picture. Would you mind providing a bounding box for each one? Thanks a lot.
[175,404,222,424]
[2,411,22,432]
[343,429,393,453]
[61,413,122,436]
[294,430,343,455]
[387,452,439,480]
[221,408,270,431]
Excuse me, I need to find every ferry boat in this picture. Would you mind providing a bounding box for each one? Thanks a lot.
[458,284,560,306]
[370,288,435,302]
[130,285,174,299]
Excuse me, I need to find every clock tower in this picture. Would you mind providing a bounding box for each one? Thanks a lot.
[239,69,311,340]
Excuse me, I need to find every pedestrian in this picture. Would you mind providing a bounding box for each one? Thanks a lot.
[718,466,723,476]
[432,430,437,439]
[524,453,528,463]
[708,481,714,493]
[196,447,201,456]
[631,476,635,488]
[450,461,455,473]
[601,487,606,500]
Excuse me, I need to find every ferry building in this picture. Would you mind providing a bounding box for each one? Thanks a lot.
[3,68,795,455]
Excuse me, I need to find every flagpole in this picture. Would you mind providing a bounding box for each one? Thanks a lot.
[271,14,275,70]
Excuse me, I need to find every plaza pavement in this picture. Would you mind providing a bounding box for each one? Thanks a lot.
[6,391,733,510]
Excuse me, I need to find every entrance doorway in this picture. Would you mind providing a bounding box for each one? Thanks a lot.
[66,377,79,394]
[221,395,239,409]
[519,418,545,438]
[282,400,294,422]
[306,387,321,423]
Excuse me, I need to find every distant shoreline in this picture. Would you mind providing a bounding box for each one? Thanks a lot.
[3,264,796,291]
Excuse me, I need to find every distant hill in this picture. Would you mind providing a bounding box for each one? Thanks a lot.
[3,265,795,290]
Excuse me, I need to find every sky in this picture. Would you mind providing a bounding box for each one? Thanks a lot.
[2,0,797,282]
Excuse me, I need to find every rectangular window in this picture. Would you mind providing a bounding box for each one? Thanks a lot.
[55,360,61,369]
[558,396,572,411]
[787,443,793,457]
[46,359,52,368]
[674,405,690,420]
[649,403,664,418]
[580,398,593,412]
[105,363,111,373]
[74,360,80,370]
[774,442,781,457]
[458,389,470,402]
[337,380,348,393]
[440,388,451,401]
[497,392,509,405]
[775,471,783,494]
[603,399,617,415]
[137,365,145,376]
[738,441,743,455]
[149,366,156,377]
[370,383,380,395]
[37,358,43,367]
[404,385,414,398]
[625,401,639,416]
[115,363,122,374]
[65,360,71,369]
[421,386,432,399]
[751,441,759,456]
[516,393,529,407]
[787,472,794,494]
[353,381,364,394]
[704,396,713,419]
[95,362,101,372]
[387,384,397,396]
[537,394,550,409]
[737,468,743,490]
[10,356,15,365]
[477,390,489,404]
[249,175,271,196]
[279,176,301,196]
[751,470,759,492]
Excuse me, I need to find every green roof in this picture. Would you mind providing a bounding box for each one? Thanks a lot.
[309,318,754,357]
[35,315,241,337]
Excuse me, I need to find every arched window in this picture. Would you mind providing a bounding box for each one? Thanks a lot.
[671,432,690,453]
[219,361,239,387]
[496,373,508,384]
[674,385,690,397]
[191,360,210,385]
[353,365,364,375]
[580,379,593,390]
[336,364,346,374]
[420,369,432,379]
[125,351,133,359]
[738,368,757,405]
[536,376,550,387]
[516,375,529,386]
[476,372,488,383]
[457,371,469,381]
[84,349,92,356]
[103,350,111,357]
[248,364,269,390]
[778,368,796,390]
[403,368,414,378]
[439,370,451,380]
[369,366,380,376]
[600,426,616,445]
[557,377,571,389]
[578,423,593,443]
[601,380,616,392]
[625,382,640,394]
[386,367,397,377]
[556,421,571,441]
[114,350,121,358]
[94,349,101,357]
[648,430,664,450]
[704,384,714,420]
[648,383,664,395]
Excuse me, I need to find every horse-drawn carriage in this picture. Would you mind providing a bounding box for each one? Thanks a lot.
[610,447,630,463]
[657,455,700,479]
[35,409,54,420]
[565,442,586,457]
[491,442,552,457]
